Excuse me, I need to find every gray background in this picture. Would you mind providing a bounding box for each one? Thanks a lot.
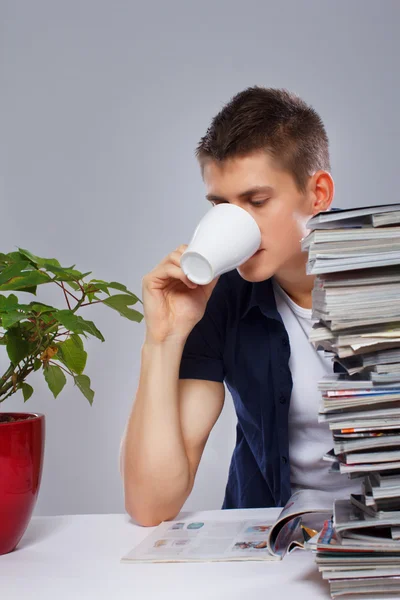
[1,0,399,516]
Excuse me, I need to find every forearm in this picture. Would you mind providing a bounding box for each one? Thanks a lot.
[123,338,192,526]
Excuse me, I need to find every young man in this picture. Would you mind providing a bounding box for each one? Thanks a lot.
[121,87,358,527]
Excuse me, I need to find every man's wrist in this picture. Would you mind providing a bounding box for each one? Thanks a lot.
[143,334,188,352]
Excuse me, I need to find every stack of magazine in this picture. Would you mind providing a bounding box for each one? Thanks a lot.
[303,203,400,598]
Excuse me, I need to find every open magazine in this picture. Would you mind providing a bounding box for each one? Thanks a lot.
[121,489,334,563]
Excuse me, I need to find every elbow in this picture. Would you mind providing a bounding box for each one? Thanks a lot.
[125,498,164,528]
[124,487,183,528]
[122,457,193,528]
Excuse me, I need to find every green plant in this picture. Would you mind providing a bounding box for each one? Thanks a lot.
[0,248,143,404]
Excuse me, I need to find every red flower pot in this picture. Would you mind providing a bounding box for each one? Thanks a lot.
[0,413,45,555]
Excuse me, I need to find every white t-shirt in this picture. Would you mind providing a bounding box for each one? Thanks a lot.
[272,279,359,497]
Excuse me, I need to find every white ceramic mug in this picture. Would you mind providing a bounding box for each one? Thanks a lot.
[180,204,261,285]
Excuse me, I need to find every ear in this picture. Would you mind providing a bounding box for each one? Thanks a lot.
[308,170,334,215]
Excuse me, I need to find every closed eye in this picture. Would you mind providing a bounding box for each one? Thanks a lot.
[209,199,268,207]
[249,199,267,207]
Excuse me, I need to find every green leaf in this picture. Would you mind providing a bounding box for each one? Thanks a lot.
[79,318,105,340]
[102,294,144,322]
[6,329,31,365]
[29,302,56,314]
[43,364,67,398]
[33,358,42,371]
[74,374,94,405]
[0,299,33,329]
[17,248,61,269]
[17,249,89,283]
[56,310,105,341]
[71,333,83,348]
[56,334,87,374]
[107,282,141,302]
[21,382,34,402]
[0,251,25,264]
[43,263,86,281]
[0,270,49,292]
[40,312,57,326]
[0,294,20,311]
[1,311,27,328]
[18,286,38,295]
[86,282,110,295]
[0,261,31,285]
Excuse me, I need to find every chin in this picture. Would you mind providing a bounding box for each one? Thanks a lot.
[237,263,275,283]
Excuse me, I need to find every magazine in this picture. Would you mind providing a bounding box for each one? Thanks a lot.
[306,203,400,230]
[306,205,400,598]
[121,489,333,563]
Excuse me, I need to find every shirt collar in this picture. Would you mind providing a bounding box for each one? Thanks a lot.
[240,277,281,321]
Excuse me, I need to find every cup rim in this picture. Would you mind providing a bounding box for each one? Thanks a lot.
[180,251,214,285]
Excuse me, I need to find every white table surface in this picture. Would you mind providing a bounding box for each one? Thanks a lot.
[0,508,331,600]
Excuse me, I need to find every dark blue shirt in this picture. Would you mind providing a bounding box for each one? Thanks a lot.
[179,269,294,510]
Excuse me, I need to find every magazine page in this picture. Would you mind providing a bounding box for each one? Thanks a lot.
[266,489,334,557]
[121,517,280,563]
[121,489,334,563]
[334,498,400,535]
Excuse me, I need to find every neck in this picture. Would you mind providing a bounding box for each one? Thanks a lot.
[273,253,315,309]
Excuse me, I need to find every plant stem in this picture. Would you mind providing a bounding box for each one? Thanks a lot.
[48,360,73,378]
[54,283,79,301]
[0,363,34,402]
[80,300,105,307]
[1,364,14,383]
[72,294,86,314]
[61,282,72,310]
[0,268,100,401]
[53,330,71,338]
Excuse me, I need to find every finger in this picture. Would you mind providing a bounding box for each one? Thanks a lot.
[169,251,186,268]
[151,264,198,289]
[159,245,188,266]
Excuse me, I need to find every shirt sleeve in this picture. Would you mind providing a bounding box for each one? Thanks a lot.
[179,275,229,383]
